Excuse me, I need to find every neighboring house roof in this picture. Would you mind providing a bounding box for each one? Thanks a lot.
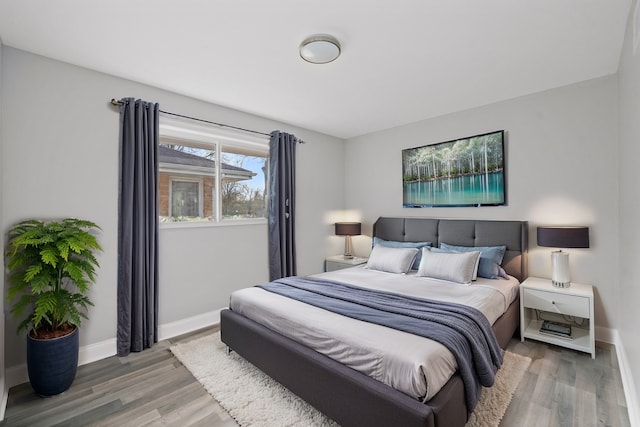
[158,145,256,180]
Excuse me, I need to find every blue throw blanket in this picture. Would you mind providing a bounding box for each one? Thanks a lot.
[258,276,503,412]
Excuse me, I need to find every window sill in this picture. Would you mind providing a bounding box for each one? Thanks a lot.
[160,218,267,230]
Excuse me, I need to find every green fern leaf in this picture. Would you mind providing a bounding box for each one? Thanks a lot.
[33,291,57,329]
[56,240,70,262]
[63,262,84,283]
[29,273,55,293]
[66,236,85,254]
[40,246,59,268]
[24,264,43,282]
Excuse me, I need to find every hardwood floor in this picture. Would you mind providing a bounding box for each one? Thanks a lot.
[1,327,238,427]
[503,339,630,427]
[1,327,631,427]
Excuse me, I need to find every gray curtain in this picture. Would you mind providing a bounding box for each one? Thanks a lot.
[117,98,160,357]
[268,131,297,280]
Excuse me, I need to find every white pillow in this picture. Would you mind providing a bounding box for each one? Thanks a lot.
[366,245,418,274]
[425,247,480,280]
[416,248,481,284]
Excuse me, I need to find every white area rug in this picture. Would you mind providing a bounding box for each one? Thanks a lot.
[171,333,531,427]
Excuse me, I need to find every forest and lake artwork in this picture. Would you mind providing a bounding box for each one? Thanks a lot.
[402,130,506,207]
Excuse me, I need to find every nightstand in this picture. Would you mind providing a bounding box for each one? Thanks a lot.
[520,277,595,358]
[325,255,368,272]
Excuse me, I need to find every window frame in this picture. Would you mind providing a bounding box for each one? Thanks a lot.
[158,115,269,228]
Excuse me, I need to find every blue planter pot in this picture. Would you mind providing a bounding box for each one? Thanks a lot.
[27,327,79,396]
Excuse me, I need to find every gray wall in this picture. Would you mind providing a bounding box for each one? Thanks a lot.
[618,0,640,415]
[0,47,346,369]
[345,76,620,333]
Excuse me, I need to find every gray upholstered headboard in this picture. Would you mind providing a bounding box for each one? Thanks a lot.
[372,217,528,282]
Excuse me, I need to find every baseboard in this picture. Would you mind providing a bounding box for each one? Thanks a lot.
[5,309,224,390]
[595,325,617,344]
[78,337,117,366]
[5,364,27,392]
[158,308,222,341]
[612,330,640,427]
[0,378,7,421]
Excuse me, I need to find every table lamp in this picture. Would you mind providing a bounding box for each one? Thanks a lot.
[537,226,589,288]
[335,222,361,259]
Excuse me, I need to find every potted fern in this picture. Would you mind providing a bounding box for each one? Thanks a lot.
[5,218,102,396]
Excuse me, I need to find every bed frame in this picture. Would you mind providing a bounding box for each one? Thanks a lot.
[221,217,528,427]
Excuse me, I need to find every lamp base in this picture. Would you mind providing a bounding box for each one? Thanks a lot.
[552,280,570,288]
[551,250,571,289]
[343,235,354,259]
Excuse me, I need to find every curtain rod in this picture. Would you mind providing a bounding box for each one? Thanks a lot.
[110,98,305,143]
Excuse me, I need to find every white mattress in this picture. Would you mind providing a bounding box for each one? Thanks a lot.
[229,266,519,401]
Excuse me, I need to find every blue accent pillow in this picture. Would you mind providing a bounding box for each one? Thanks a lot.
[373,237,431,270]
[439,243,507,279]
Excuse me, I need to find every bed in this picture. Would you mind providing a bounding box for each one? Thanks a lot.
[221,217,528,427]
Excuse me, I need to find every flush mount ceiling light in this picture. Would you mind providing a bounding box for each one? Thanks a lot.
[299,34,341,64]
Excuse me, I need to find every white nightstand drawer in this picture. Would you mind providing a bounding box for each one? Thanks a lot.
[524,288,590,318]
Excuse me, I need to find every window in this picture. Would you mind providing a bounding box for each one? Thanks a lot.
[158,116,269,224]
[220,148,268,220]
[170,178,202,218]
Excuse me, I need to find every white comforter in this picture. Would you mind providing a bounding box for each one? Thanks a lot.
[228,266,519,401]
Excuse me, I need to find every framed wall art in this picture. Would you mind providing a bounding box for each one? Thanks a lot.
[402,130,506,207]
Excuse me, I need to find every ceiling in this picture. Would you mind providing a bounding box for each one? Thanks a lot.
[0,0,632,139]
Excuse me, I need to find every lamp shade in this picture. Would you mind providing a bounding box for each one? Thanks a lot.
[537,226,589,249]
[335,222,361,236]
